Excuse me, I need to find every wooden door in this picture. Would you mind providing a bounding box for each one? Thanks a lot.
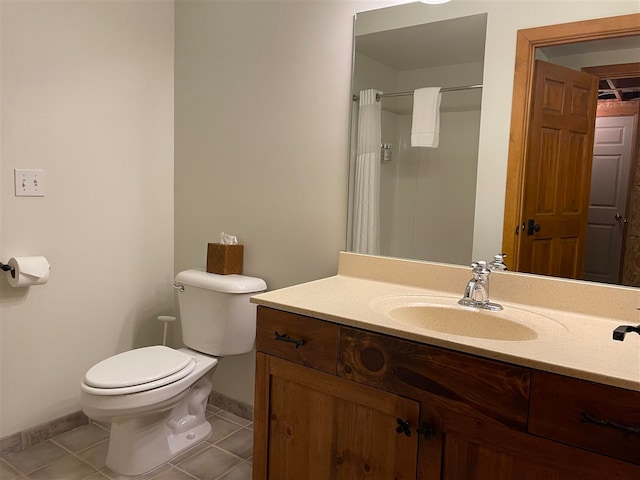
[517,60,598,278]
[253,353,419,480]
[583,115,635,283]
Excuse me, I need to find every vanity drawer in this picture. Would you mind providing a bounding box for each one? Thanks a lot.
[256,306,338,374]
[529,371,640,465]
[338,327,531,430]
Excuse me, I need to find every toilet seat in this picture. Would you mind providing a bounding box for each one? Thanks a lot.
[82,346,196,396]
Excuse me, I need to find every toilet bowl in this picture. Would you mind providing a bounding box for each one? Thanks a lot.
[80,270,266,476]
[81,347,218,475]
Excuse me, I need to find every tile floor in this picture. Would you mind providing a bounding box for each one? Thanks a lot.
[0,406,253,480]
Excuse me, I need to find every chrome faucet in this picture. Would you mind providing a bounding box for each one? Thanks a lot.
[458,260,503,311]
[488,253,508,271]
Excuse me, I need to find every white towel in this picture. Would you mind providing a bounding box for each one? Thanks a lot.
[411,87,441,148]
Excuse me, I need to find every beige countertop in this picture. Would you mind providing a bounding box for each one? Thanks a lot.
[252,252,640,392]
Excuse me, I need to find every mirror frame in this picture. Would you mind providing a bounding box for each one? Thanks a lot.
[501,13,640,272]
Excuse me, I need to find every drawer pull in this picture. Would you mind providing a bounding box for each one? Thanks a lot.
[580,411,640,436]
[396,418,411,437]
[417,422,437,440]
[274,331,305,349]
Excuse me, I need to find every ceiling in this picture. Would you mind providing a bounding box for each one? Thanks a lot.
[595,73,640,101]
[356,16,639,103]
[541,36,640,57]
[355,13,487,70]
[540,36,640,101]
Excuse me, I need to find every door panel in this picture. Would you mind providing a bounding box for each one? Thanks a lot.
[535,128,560,213]
[559,132,588,213]
[267,374,335,479]
[518,60,598,278]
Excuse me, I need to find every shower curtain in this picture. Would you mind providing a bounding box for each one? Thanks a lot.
[352,89,382,255]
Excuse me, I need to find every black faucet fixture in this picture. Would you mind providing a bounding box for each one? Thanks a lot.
[612,324,640,341]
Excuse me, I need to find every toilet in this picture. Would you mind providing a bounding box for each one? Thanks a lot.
[80,269,266,476]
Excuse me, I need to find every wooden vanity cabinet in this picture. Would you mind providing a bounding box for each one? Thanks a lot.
[253,306,640,479]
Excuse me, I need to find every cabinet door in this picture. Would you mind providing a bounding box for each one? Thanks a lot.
[254,352,419,480]
[418,408,640,480]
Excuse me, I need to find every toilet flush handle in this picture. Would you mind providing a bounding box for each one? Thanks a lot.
[157,315,176,346]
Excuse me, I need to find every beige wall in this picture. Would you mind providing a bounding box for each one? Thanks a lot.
[174,0,360,405]
[392,111,480,264]
[0,0,175,437]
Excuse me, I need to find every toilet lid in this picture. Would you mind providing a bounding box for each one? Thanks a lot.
[84,346,195,390]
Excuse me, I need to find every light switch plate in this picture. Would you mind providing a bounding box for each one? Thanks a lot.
[14,169,45,197]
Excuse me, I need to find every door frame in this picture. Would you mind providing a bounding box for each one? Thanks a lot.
[501,13,640,271]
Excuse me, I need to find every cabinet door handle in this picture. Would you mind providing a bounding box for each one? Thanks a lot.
[417,422,437,440]
[274,331,305,349]
[580,411,640,435]
[396,418,411,437]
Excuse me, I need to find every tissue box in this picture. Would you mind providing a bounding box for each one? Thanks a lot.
[206,243,244,275]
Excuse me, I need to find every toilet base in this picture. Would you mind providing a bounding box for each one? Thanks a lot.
[105,375,213,476]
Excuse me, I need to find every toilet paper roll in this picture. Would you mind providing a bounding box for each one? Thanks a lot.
[6,256,50,287]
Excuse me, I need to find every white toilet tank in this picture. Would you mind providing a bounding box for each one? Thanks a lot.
[174,269,267,356]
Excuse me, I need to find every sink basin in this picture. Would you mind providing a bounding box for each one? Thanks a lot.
[371,295,566,341]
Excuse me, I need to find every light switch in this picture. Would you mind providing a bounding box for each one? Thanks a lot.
[14,169,45,197]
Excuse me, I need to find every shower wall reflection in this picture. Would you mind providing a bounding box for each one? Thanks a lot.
[381,108,481,265]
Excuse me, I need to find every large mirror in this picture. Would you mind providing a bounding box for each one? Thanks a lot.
[347,1,640,288]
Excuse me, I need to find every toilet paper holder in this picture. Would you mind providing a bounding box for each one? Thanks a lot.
[0,262,14,273]
[2,256,51,287]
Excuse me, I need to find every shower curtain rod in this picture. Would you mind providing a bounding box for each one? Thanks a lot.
[352,84,483,102]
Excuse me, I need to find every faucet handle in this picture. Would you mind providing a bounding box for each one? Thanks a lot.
[470,260,490,278]
[488,253,508,271]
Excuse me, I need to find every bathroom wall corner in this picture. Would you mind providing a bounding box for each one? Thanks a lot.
[209,391,254,422]
[0,410,88,457]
